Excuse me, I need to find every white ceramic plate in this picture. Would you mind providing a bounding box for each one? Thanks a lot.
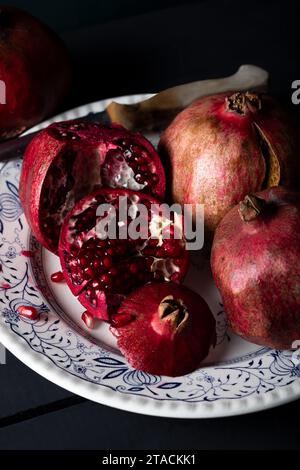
[0,94,299,419]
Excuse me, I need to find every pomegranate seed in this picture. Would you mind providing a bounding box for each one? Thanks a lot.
[17,305,39,320]
[92,280,101,289]
[80,256,89,267]
[70,245,79,256]
[129,262,139,274]
[100,273,111,285]
[109,267,118,276]
[135,173,143,183]
[84,266,95,278]
[107,248,114,256]
[93,259,102,269]
[81,311,95,329]
[95,248,104,257]
[103,255,113,268]
[50,271,65,283]
[134,155,144,164]
[97,240,107,248]
[86,238,96,249]
[21,250,34,258]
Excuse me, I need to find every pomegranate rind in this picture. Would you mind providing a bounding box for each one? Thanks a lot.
[110,282,216,377]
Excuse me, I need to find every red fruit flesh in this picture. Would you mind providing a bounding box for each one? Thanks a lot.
[17,305,39,320]
[0,6,70,139]
[159,91,300,231]
[110,283,216,377]
[211,187,300,349]
[20,120,166,253]
[58,188,188,321]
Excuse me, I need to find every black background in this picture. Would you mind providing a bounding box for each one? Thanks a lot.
[0,0,300,450]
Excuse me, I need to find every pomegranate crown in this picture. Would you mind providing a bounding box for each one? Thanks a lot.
[158,295,189,333]
[226,91,262,115]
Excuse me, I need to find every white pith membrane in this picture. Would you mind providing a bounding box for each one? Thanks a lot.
[40,139,160,250]
[102,154,146,191]
[61,192,186,318]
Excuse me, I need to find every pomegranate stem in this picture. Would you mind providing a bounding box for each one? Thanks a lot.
[226,91,261,115]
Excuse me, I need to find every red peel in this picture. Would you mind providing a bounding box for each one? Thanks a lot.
[211,186,300,349]
[111,283,216,377]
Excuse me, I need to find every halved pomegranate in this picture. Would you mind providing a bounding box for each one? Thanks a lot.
[20,120,166,253]
[58,188,189,321]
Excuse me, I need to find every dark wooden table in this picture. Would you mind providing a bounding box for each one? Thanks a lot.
[0,0,299,450]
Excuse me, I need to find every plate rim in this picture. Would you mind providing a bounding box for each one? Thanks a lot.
[0,93,299,419]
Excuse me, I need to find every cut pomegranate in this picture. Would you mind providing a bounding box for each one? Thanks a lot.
[17,305,39,320]
[58,188,189,321]
[50,271,65,283]
[81,310,95,329]
[20,120,166,254]
[110,283,216,376]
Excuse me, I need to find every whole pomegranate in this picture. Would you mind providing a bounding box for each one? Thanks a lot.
[159,91,300,232]
[20,120,166,253]
[58,188,189,321]
[110,282,216,376]
[0,6,71,139]
[211,187,300,349]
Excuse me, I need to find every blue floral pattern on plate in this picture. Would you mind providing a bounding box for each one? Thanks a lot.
[0,156,299,406]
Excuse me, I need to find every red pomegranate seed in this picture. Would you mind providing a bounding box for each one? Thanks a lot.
[81,310,95,329]
[0,282,10,289]
[93,259,102,269]
[92,280,101,289]
[129,262,139,274]
[17,305,39,320]
[101,273,111,285]
[80,256,89,267]
[109,267,118,276]
[84,266,95,278]
[50,271,65,283]
[21,250,34,258]
[103,255,113,268]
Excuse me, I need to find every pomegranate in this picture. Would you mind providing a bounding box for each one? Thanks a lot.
[159,91,300,232]
[211,187,300,349]
[20,120,166,253]
[110,282,216,376]
[58,188,189,321]
[0,6,71,139]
